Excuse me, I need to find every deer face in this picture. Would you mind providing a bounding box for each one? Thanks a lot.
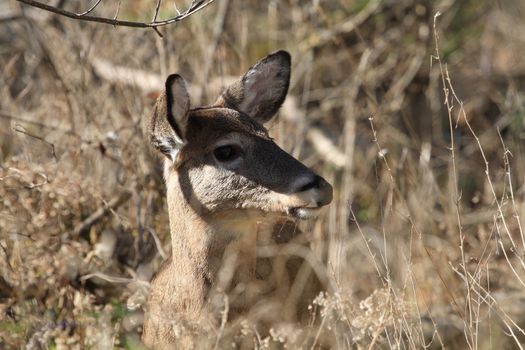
[147,51,332,221]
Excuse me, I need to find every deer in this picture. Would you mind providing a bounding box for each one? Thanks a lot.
[142,50,333,349]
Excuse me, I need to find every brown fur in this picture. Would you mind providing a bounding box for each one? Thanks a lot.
[142,51,332,349]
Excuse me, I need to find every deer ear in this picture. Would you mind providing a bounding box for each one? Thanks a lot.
[148,74,190,162]
[215,50,291,124]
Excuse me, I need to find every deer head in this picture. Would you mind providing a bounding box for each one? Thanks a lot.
[147,50,332,223]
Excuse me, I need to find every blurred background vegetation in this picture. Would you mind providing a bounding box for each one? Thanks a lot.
[1,0,525,348]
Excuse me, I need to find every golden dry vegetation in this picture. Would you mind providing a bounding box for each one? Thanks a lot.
[1,0,525,349]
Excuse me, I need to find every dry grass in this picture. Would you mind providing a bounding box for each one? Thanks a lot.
[1,0,525,348]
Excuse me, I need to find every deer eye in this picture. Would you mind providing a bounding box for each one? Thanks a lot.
[213,145,242,162]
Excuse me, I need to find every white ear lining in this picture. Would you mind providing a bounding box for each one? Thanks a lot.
[233,51,290,123]
[169,97,189,136]
[153,131,185,163]
[172,128,184,146]
[163,74,190,162]
[167,100,186,163]
[167,135,184,163]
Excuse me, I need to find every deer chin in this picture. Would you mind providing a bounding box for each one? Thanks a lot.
[288,207,323,220]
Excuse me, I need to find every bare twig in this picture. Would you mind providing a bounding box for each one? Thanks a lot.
[13,126,58,162]
[146,227,167,260]
[497,128,525,251]
[78,0,103,16]
[1,111,64,134]
[150,0,164,37]
[152,0,163,22]
[80,271,149,287]
[16,0,216,28]
[200,0,230,102]
[333,49,370,280]
[212,295,229,350]
[113,0,121,20]
[433,12,475,346]
[73,190,132,237]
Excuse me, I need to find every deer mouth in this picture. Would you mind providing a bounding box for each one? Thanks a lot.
[288,207,323,220]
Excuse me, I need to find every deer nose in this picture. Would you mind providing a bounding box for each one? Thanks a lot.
[294,175,333,207]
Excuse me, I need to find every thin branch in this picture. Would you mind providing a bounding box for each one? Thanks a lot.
[146,226,168,260]
[113,0,121,20]
[433,12,475,345]
[0,111,81,138]
[13,126,58,162]
[78,0,104,16]
[16,0,216,28]
[173,1,182,16]
[80,271,149,287]
[150,0,164,37]
[497,127,525,251]
[200,0,230,102]
[152,0,163,22]
[73,190,132,237]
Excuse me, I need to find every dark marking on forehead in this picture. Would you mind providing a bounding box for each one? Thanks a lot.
[187,107,270,139]
[174,107,273,166]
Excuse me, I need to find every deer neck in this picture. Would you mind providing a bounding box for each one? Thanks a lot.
[164,167,265,294]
